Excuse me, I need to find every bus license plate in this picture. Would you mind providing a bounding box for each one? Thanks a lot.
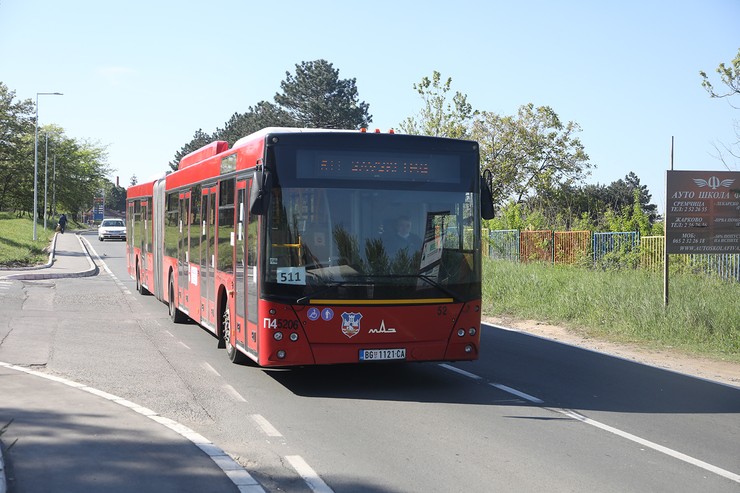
[359,348,406,361]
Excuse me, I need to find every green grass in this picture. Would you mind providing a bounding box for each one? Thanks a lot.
[483,258,740,362]
[0,212,56,267]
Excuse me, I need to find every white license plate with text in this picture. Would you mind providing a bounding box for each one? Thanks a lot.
[359,348,406,361]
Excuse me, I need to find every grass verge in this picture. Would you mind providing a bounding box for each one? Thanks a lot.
[483,258,740,362]
[0,213,56,267]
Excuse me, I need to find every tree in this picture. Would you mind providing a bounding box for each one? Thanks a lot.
[473,104,592,206]
[170,60,372,169]
[50,132,110,221]
[1,82,110,220]
[520,171,657,230]
[398,71,476,138]
[213,101,295,145]
[169,128,213,171]
[700,48,740,170]
[399,74,591,216]
[700,48,740,99]
[274,59,371,129]
[0,83,35,211]
[104,180,126,212]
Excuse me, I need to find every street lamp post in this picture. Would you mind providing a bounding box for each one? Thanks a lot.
[52,154,57,217]
[44,133,49,230]
[33,92,63,241]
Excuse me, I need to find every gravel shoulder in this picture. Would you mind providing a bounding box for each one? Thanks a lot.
[485,316,740,388]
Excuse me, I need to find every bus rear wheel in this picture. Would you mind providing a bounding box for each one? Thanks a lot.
[223,305,247,364]
[169,277,187,323]
[136,262,148,295]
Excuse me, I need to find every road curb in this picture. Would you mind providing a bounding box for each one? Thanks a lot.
[3,234,97,281]
[0,362,265,493]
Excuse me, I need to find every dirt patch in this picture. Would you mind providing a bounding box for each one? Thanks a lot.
[485,316,740,388]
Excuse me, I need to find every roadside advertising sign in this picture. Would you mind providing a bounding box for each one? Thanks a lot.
[93,196,105,221]
[665,170,740,254]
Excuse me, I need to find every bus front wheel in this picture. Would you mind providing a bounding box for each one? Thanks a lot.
[223,305,247,364]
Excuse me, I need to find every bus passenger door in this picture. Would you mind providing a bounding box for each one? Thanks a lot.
[200,186,217,328]
[178,192,190,304]
[127,201,135,277]
[140,200,149,287]
[244,177,260,356]
[234,182,248,353]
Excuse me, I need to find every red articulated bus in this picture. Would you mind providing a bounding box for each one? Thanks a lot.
[126,128,494,367]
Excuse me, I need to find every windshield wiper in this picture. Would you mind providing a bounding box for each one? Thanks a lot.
[295,281,348,304]
[295,274,463,305]
[398,274,463,303]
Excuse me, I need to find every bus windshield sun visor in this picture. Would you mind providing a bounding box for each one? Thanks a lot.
[249,169,273,215]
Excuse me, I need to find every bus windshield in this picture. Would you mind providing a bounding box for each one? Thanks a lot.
[263,185,480,302]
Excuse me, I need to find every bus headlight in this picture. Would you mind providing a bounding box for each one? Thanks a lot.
[457,328,465,337]
[469,327,476,336]
[274,332,283,341]
[289,333,299,342]
[464,345,473,353]
[277,350,286,359]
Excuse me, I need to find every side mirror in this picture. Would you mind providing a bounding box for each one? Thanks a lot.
[249,168,273,216]
[480,169,495,220]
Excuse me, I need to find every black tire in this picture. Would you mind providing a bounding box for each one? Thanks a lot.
[223,304,247,364]
[169,277,187,323]
[136,263,149,295]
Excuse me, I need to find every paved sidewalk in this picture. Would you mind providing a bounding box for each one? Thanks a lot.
[0,232,97,280]
[0,233,265,492]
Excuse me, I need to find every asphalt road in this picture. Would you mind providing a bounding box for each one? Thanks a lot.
[1,232,738,492]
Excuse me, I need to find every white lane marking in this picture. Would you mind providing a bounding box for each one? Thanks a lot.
[201,361,221,376]
[222,383,247,402]
[489,383,544,404]
[81,238,137,298]
[557,409,740,484]
[0,361,265,492]
[439,362,740,484]
[178,341,191,350]
[251,414,283,437]
[285,455,334,493]
[438,363,482,380]
[439,364,541,403]
[484,322,740,391]
[80,236,110,274]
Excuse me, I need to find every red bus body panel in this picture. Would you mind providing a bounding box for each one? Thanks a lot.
[128,129,483,368]
[255,300,481,366]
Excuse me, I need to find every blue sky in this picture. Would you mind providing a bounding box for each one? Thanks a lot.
[2,0,739,213]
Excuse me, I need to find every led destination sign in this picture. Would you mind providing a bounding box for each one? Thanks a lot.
[296,150,461,183]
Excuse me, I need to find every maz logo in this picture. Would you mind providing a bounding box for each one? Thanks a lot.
[368,320,396,334]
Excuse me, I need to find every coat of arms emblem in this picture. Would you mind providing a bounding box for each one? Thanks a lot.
[341,312,362,338]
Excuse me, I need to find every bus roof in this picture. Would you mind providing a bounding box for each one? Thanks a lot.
[231,127,362,149]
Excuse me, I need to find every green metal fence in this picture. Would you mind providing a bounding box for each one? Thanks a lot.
[488,230,740,282]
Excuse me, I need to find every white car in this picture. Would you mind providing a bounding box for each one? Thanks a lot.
[98,218,126,241]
